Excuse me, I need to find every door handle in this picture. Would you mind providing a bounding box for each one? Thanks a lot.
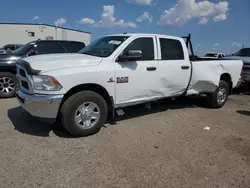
[147,67,157,71]
[181,66,190,70]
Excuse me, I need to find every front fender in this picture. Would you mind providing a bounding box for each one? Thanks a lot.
[34,66,116,98]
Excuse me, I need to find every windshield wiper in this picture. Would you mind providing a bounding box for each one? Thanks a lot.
[82,51,105,57]
[82,51,95,56]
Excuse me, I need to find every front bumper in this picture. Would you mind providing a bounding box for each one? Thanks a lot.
[16,90,63,123]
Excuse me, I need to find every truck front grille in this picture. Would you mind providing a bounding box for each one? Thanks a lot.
[16,65,33,94]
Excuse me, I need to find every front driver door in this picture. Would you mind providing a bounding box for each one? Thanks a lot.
[114,36,159,107]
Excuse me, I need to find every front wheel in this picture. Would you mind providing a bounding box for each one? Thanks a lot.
[60,91,108,137]
[0,72,18,98]
[206,80,229,108]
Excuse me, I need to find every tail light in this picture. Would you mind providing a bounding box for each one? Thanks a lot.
[240,64,243,76]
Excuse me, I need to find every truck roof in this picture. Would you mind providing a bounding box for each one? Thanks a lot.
[108,33,184,41]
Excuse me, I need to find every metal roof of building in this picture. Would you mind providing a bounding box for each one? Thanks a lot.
[0,22,91,34]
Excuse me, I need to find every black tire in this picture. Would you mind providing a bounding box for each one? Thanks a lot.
[206,80,229,108]
[60,91,108,137]
[0,72,18,98]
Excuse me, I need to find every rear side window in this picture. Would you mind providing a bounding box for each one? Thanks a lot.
[123,37,154,61]
[34,41,65,54]
[159,38,184,60]
[63,41,86,53]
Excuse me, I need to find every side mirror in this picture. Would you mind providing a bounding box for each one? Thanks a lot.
[117,50,142,62]
[27,50,38,57]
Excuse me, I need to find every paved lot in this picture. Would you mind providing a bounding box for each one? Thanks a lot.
[0,94,250,188]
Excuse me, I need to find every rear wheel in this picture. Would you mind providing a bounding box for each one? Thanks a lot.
[60,91,108,137]
[0,72,18,98]
[206,80,229,108]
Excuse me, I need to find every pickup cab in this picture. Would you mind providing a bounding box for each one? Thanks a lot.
[15,33,243,137]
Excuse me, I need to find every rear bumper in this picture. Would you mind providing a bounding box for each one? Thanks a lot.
[16,90,63,123]
[241,75,250,82]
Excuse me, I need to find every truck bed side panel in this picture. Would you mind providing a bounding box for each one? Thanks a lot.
[186,60,242,95]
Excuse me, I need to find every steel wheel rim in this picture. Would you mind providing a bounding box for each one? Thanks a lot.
[217,87,227,104]
[74,102,101,129]
[0,77,15,95]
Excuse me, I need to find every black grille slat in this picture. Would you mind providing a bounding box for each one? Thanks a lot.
[17,66,32,93]
[21,81,29,90]
[19,69,26,78]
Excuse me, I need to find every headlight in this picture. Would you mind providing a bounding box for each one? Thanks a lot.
[32,75,62,91]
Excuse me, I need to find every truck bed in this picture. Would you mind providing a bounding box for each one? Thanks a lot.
[186,59,243,95]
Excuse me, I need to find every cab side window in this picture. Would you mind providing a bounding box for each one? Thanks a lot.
[123,37,154,61]
[34,41,65,54]
[159,38,184,60]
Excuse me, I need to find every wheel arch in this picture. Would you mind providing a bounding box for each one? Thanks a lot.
[220,73,232,94]
[59,83,115,121]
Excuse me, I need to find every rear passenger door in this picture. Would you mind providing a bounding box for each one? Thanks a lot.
[33,41,66,55]
[157,37,191,97]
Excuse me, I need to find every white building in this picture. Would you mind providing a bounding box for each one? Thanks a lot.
[0,23,91,47]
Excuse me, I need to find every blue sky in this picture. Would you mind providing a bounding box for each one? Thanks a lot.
[0,0,249,55]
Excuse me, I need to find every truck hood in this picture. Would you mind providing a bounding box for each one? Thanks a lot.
[23,53,103,72]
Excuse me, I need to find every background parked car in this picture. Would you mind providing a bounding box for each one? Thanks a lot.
[203,52,225,59]
[0,40,86,98]
[224,48,250,88]
[0,44,23,54]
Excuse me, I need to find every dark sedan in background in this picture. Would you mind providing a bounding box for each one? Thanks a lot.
[0,40,86,98]
[0,44,23,54]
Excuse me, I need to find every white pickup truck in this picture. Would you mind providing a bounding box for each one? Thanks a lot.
[15,33,243,137]
[203,52,225,59]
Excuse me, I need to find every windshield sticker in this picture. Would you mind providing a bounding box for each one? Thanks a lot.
[109,40,122,45]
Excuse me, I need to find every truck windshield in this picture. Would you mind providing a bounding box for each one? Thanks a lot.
[234,48,250,57]
[12,42,35,56]
[78,36,129,57]
[204,53,218,57]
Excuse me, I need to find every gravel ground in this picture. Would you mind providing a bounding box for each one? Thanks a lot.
[0,94,250,188]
